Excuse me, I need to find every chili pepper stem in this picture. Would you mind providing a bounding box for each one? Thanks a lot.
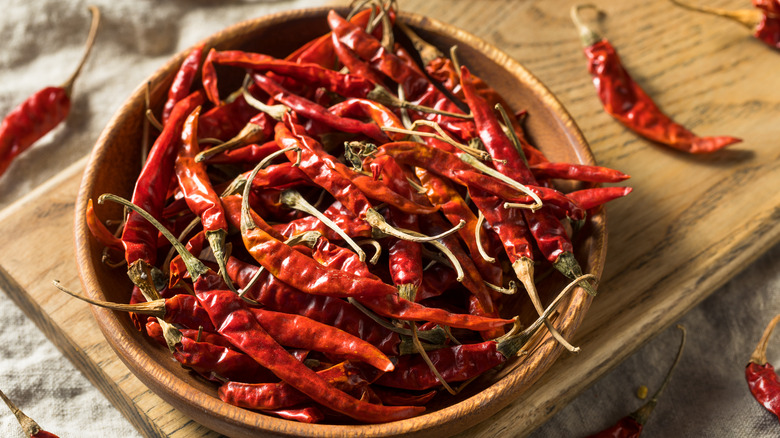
[52,280,166,318]
[367,86,472,119]
[397,21,443,65]
[459,153,543,210]
[346,297,448,345]
[484,280,517,295]
[630,325,687,425]
[61,5,101,96]
[240,147,299,233]
[127,260,183,351]
[750,314,780,366]
[242,76,289,120]
[669,0,763,30]
[514,258,580,354]
[281,189,367,262]
[367,208,466,243]
[475,211,496,263]
[496,103,529,168]
[206,229,236,292]
[570,4,603,48]
[410,323,457,395]
[0,388,43,436]
[497,274,596,358]
[195,123,267,163]
[553,251,597,296]
[357,239,383,264]
[398,283,418,302]
[98,193,209,281]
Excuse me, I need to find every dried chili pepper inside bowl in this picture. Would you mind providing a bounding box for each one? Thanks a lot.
[73,5,619,437]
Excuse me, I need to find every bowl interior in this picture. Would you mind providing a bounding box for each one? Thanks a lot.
[75,7,605,438]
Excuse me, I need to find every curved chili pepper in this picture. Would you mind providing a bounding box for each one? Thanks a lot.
[252,73,389,143]
[267,406,325,424]
[0,6,99,178]
[329,98,407,141]
[572,5,742,153]
[0,388,60,438]
[219,360,380,411]
[122,91,204,265]
[163,43,204,124]
[85,199,123,253]
[566,186,633,211]
[287,7,380,67]
[530,161,630,183]
[746,313,780,421]
[586,326,686,438]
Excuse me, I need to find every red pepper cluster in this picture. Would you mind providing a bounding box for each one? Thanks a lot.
[82,3,631,424]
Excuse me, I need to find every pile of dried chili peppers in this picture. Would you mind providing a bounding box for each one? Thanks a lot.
[76,2,631,424]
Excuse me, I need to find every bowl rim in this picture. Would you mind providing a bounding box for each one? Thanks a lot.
[74,6,606,437]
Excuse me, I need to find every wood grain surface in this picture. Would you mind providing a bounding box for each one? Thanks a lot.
[0,0,777,437]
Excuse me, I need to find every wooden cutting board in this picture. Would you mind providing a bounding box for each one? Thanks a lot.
[0,0,778,437]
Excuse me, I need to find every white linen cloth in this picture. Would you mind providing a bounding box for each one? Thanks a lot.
[0,0,777,437]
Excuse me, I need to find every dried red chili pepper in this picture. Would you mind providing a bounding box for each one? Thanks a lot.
[586,325,686,438]
[571,5,742,153]
[174,106,232,286]
[746,313,780,421]
[529,161,630,183]
[0,388,60,438]
[671,0,780,50]
[566,186,633,211]
[0,6,100,178]
[219,360,381,411]
[121,91,204,265]
[162,43,204,124]
[101,193,425,423]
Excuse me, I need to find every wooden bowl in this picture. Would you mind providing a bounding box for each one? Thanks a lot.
[74,7,606,438]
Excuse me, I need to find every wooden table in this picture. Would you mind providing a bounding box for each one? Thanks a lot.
[0,0,777,436]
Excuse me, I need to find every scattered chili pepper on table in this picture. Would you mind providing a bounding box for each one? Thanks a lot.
[585,325,687,438]
[746,313,780,421]
[670,0,780,50]
[76,1,632,424]
[0,6,100,178]
[571,4,742,154]
[0,388,59,438]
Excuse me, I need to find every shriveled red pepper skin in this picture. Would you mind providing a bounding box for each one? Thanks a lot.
[756,15,780,49]
[163,43,204,124]
[252,308,394,372]
[566,186,633,211]
[192,274,424,423]
[754,0,780,16]
[586,416,643,438]
[219,361,378,410]
[530,161,630,183]
[329,98,407,141]
[122,91,204,265]
[197,95,257,142]
[175,107,228,232]
[272,202,372,241]
[0,87,69,177]
[248,162,310,191]
[204,141,278,166]
[267,406,324,423]
[376,342,505,390]
[227,256,401,355]
[583,39,740,153]
[163,293,216,332]
[746,362,780,421]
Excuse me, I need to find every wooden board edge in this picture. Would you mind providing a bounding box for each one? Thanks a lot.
[0,264,168,438]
